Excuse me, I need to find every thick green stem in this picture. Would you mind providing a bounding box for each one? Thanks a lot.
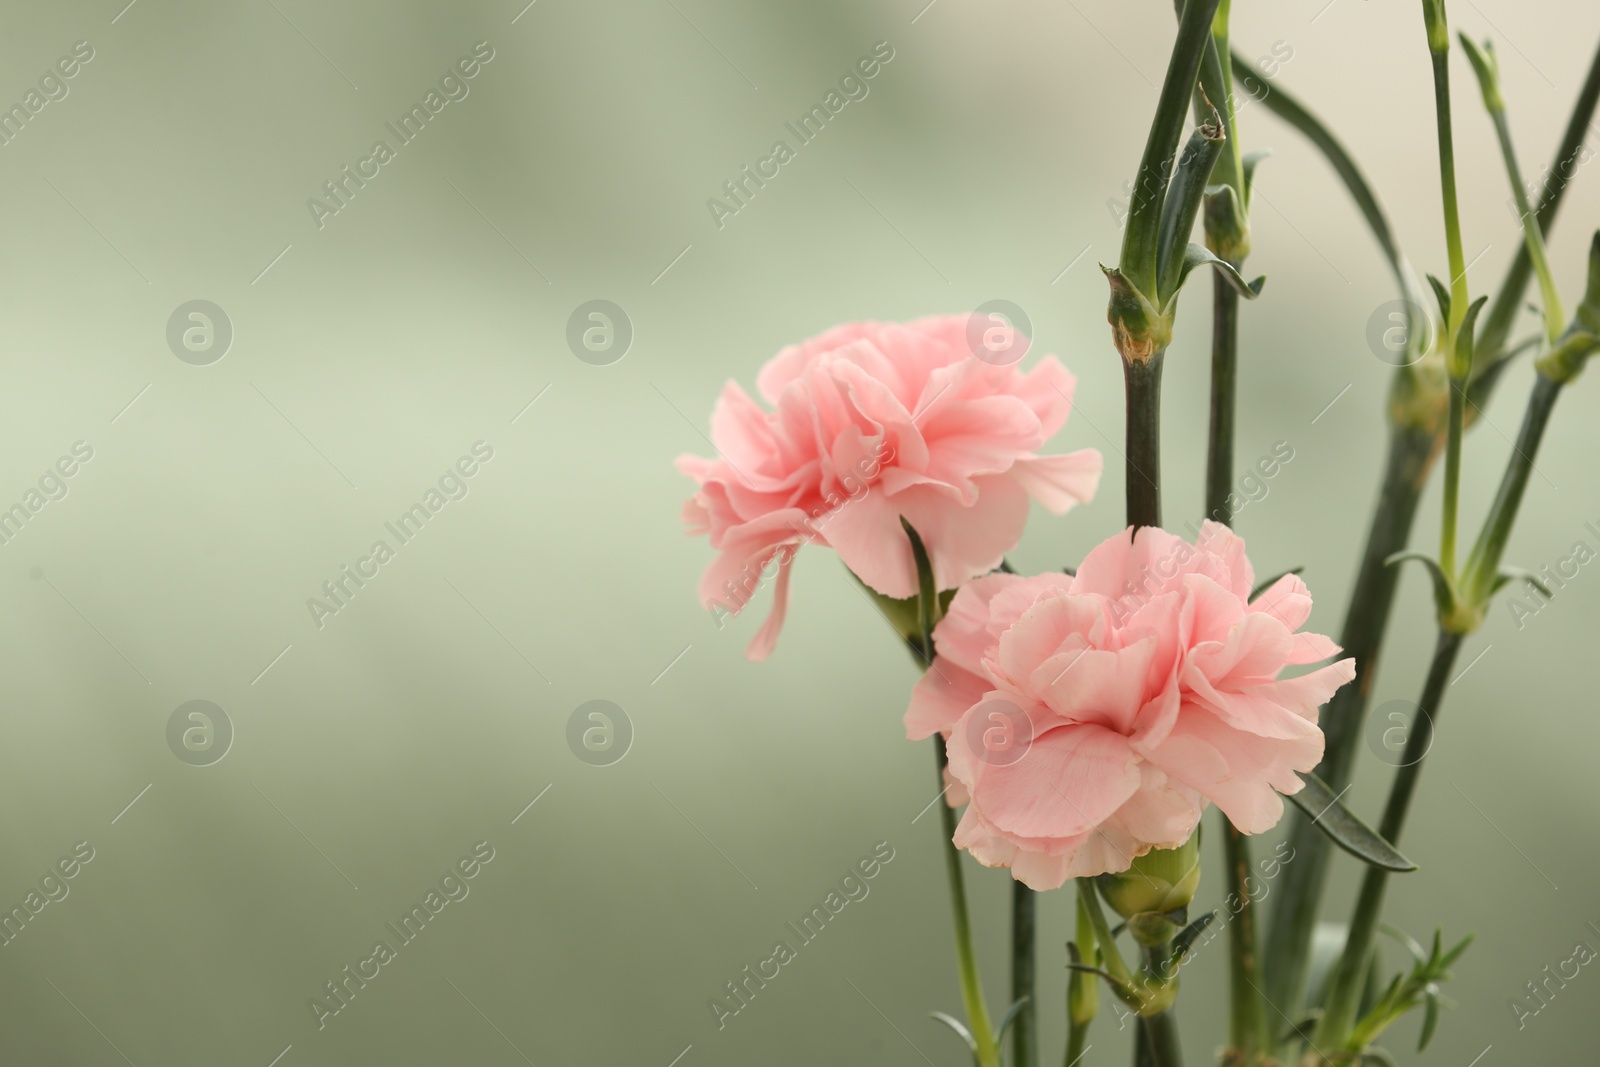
[1221,820,1269,1057]
[1064,1021,1090,1067]
[1124,353,1165,530]
[1207,278,1239,524]
[1205,266,1269,1059]
[1139,946,1185,1067]
[1012,880,1038,1067]
[1313,630,1464,1049]
[1140,1011,1185,1067]
[935,739,1001,1067]
[1264,424,1435,1029]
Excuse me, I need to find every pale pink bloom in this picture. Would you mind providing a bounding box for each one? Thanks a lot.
[905,521,1354,889]
[678,317,1102,660]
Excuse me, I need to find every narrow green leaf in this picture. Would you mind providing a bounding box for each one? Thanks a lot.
[1172,910,1217,963]
[1385,551,1457,620]
[1419,988,1441,1051]
[1156,120,1227,299]
[1241,149,1271,201]
[1172,243,1264,310]
[1378,923,1428,965]
[1286,772,1418,872]
[995,997,1031,1044]
[1452,295,1490,379]
[1439,933,1475,970]
[1427,274,1452,326]
[929,1011,979,1055]
[1234,53,1426,330]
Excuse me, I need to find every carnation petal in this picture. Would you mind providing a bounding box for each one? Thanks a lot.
[1144,705,1324,834]
[964,722,1140,840]
[1009,449,1104,514]
[905,659,989,741]
[897,475,1032,592]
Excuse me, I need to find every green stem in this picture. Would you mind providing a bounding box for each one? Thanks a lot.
[1441,369,1466,579]
[1263,33,1600,1049]
[1139,946,1185,1067]
[1012,880,1038,1067]
[1206,276,1238,524]
[1475,34,1600,369]
[1430,45,1470,342]
[1064,1020,1089,1067]
[1076,877,1136,988]
[1264,424,1436,1032]
[1140,1011,1184,1067]
[1426,12,1470,577]
[1067,889,1098,1067]
[1205,266,1269,1059]
[1489,108,1565,341]
[1313,630,1463,1049]
[1460,372,1564,602]
[934,739,1001,1067]
[1206,0,1243,200]
[1221,820,1268,1057]
[1124,353,1165,529]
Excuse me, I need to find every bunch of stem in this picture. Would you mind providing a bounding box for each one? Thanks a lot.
[1262,32,1600,1045]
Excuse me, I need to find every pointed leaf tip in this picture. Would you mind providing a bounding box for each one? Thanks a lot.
[1287,772,1418,872]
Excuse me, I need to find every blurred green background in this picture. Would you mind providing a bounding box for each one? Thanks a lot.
[0,0,1595,1063]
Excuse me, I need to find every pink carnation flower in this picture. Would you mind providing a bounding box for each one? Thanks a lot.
[678,316,1102,660]
[905,521,1355,889]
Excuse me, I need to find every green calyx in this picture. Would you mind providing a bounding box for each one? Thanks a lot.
[853,572,957,660]
[1096,833,1202,939]
[1422,0,1450,54]
[1534,232,1600,382]
[1105,249,1262,366]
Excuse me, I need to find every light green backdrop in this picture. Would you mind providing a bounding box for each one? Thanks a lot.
[0,0,1594,1063]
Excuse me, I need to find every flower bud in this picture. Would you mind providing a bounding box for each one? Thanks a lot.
[1095,832,1201,945]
